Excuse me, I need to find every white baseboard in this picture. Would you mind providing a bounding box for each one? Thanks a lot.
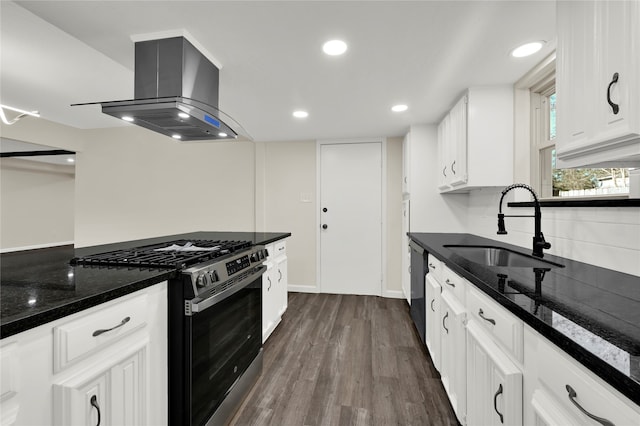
[0,241,74,253]
[287,285,405,299]
[287,284,320,293]
[383,289,405,299]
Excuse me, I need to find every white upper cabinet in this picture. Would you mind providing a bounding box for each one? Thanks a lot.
[556,0,640,168]
[438,86,514,193]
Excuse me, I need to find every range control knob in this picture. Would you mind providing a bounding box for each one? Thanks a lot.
[250,253,259,263]
[209,270,219,283]
[196,273,208,287]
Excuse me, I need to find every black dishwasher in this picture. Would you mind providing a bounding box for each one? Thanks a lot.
[409,240,428,344]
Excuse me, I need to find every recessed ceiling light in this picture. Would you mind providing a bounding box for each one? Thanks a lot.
[323,39,348,56]
[178,112,189,119]
[511,41,545,58]
[122,116,134,122]
[66,157,75,163]
[293,110,309,118]
[392,104,408,112]
[218,132,228,137]
[172,134,182,140]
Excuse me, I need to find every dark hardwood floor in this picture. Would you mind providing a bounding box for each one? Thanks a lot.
[229,293,459,426]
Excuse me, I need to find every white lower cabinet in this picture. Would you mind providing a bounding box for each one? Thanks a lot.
[0,282,167,426]
[425,274,441,371]
[440,287,467,422]
[526,326,640,426]
[54,340,147,425]
[466,320,522,426]
[421,254,640,426]
[262,239,289,343]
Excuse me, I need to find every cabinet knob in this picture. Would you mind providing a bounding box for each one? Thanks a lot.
[322,207,328,212]
[322,224,328,229]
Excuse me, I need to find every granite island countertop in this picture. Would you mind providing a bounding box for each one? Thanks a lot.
[1,231,290,339]
[409,232,640,406]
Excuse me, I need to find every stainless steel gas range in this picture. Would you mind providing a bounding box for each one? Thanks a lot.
[72,239,268,425]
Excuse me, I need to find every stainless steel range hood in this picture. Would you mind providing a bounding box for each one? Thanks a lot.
[76,36,248,141]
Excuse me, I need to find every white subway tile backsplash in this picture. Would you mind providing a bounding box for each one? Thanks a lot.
[467,188,640,277]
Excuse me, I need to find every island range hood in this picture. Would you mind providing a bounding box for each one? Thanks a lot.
[76,36,248,141]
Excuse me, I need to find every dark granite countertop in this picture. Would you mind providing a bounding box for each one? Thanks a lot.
[1,231,290,339]
[409,232,640,406]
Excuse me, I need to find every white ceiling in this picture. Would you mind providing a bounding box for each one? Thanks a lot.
[1,0,556,142]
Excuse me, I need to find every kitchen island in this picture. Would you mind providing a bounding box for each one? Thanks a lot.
[1,231,290,339]
[0,231,289,426]
[410,232,640,424]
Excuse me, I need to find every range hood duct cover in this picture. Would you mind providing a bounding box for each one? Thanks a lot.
[80,36,248,141]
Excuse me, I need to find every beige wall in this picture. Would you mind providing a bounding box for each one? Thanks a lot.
[0,158,75,249]
[259,138,404,297]
[74,125,256,247]
[260,140,317,289]
[1,117,404,295]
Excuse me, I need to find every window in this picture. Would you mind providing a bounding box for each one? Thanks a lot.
[532,81,630,199]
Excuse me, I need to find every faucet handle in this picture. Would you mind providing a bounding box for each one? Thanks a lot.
[497,213,508,235]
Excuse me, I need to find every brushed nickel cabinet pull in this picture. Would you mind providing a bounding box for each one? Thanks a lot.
[445,279,455,288]
[442,312,449,333]
[92,316,131,337]
[431,299,436,312]
[478,308,496,325]
[566,385,615,426]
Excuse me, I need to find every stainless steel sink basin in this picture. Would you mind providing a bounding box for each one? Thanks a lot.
[444,245,565,268]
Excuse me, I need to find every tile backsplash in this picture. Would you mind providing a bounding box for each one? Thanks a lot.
[466,188,640,277]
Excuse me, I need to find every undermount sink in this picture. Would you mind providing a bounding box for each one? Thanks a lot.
[444,245,565,269]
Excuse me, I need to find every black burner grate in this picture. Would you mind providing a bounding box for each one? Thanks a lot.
[70,239,252,269]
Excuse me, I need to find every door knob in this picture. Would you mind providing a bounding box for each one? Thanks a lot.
[322,224,328,229]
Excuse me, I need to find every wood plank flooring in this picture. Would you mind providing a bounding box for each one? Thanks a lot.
[229,293,459,426]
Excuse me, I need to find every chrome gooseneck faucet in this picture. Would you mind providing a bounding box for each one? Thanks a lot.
[497,183,551,258]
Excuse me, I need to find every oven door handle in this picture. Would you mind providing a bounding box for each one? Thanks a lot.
[186,265,267,315]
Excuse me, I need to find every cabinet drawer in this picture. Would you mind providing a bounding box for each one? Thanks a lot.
[273,240,287,257]
[442,265,465,302]
[426,254,443,283]
[466,285,523,363]
[537,336,640,426]
[53,294,148,372]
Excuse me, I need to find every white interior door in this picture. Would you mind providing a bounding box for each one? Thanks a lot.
[319,142,382,296]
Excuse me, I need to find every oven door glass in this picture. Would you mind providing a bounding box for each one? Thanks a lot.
[188,277,262,425]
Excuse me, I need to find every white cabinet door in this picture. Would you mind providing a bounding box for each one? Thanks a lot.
[262,262,276,343]
[402,201,410,304]
[556,0,594,155]
[54,341,148,426]
[440,289,466,422]
[592,0,640,147]
[437,113,452,191]
[448,94,468,188]
[556,0,640,167]
[466,320,522,426]
[425,274,441,371]
[275,256,288,317]
[402,132,411,194]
